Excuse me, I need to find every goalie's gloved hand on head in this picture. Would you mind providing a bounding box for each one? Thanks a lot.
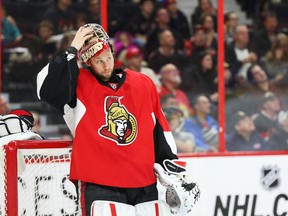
[154,159,200,216]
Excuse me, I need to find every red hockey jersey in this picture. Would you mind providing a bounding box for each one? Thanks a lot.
[37,54,177,188]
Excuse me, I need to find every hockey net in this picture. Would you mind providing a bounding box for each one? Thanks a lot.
[0,140,81,216]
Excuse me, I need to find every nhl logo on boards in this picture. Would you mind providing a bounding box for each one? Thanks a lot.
[261,165,280,190]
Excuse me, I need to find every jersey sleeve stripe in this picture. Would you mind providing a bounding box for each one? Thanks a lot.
[36,63,50,99]
[164,131,177,154]
[63,99,86,136]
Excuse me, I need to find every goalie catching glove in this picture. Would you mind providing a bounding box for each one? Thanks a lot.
[154,159,200,216]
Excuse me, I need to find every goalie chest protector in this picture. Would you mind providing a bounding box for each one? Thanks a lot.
[67,69,170,188]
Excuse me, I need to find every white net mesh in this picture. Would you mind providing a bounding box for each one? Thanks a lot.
[0,143,81,216]
[18,148,80,216]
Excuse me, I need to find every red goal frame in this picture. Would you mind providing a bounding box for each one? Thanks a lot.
[3,140,72,216]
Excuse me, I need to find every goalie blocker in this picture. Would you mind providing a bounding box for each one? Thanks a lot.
[154,159,200,216]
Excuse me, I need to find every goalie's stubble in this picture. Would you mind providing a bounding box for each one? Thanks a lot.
[86,49,115,82]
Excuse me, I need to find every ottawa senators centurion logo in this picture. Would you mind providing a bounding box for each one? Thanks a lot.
[99,96,137,145]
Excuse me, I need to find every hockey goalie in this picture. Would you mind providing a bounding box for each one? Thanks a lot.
[36,22,200,216]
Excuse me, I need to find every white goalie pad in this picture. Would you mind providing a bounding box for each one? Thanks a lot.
[2,114,27,134]
[90,201,135,216]
[135,200,172,216]
[0,111,42,145]
[154,160,200,216]
[0,120,9,137]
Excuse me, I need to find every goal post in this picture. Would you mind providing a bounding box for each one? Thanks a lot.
[0,140,81,216]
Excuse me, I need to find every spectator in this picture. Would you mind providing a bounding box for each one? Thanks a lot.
[30,111,41,134]
[128,0,157,47]
[181,51,218,103]
[185,25,215,64]
[160,94,179,110]
[75,13,89,30]
[103,2,131,36]
[224,11,239,45]
[35,20,57,62]
[114,31,137,58]
[230,64,282,116]
[246,64,285,94]
[252,92,282,140]
[263,33,288,80]
[147,29,186,73]
[223,62,235,94]
[163,107,195,153]
[191,0,217,31]
[245,63,288,111]
[159,63,193,117]
[37,20,55,45]
[2,6,23,48]
[268,110,288,150]
[124,46,161,92]
[183,94,219,152]
[86,0,100,24]
[225,25,258,85]
[42,0,76,34]
[200,14,217,52]
[164,0,190,40]
[144,7,184,57]
[0,96,10,115]
[227,111,270,151]
[251,11,279,59]
[55,31,76,55]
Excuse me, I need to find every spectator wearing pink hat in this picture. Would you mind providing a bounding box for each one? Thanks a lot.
[114,31,137,58]
[124,46,161,92]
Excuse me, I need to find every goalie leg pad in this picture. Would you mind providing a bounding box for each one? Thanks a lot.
[90,201,135,216]
[135,200,172,216]
[2,114,25,134]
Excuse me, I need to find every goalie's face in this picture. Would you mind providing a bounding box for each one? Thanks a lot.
[87,49,114,81]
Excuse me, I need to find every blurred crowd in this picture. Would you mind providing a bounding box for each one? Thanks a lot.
[2,0,288,152]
